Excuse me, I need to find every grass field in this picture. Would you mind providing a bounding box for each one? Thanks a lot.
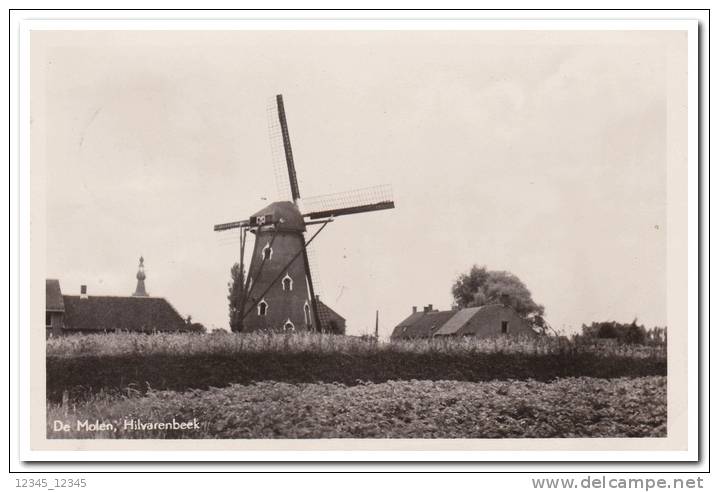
[47,331,665,358]
[46,332,666,403]
[46,332,667,439]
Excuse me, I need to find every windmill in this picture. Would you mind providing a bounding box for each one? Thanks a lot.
[214,95,395,333]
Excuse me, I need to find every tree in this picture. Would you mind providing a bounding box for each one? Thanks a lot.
[182,315,207,334]
[581,319,649,345]
[228,262,245,333]
[451,265,546,329]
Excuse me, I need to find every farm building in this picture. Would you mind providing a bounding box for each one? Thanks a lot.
[390,304,539,341]
[391,305,456,340]
[45,279,65,337]
[45,258,186,337]
[315,296,346,335]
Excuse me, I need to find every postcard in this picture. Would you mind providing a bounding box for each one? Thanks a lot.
[21,21,696,458]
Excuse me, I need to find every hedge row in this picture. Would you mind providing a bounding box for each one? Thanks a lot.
[47,351,667,403]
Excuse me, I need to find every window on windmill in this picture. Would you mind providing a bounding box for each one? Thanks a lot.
[284,320,295,331]
[258,300,268,316]
[262,245,272,261]
[501,321,508,334]
[304,302,311,325]
[282,274,293,291]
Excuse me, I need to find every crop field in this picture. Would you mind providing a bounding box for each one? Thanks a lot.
[46,332,667,439]
[47,377,666,439]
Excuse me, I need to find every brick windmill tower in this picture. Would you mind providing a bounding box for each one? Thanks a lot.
[215,95,395,333]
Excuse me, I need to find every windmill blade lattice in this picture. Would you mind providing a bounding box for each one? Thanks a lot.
[301,184,394,219]
[266,97,293,201]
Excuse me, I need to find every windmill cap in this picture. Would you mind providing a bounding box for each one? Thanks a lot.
[251,201,306,232]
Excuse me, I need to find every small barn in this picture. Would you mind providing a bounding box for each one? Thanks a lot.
[316,297,346,335]
[391,304,539,341]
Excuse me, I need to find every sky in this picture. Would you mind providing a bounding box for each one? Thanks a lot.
[37,30,681,337]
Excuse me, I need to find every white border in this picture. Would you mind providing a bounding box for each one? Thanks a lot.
[17,17,701,31]
[10,11,703,467]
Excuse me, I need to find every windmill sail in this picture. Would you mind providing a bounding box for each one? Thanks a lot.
[275,95,301,201]
[213,219,250,232]
[304,241,332,327]
[301,184,395,220]
[266,97,294,202]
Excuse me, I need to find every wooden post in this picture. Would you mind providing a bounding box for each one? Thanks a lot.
[375,310,379,341]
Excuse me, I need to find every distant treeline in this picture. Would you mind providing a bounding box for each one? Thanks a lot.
[576,320,666,346]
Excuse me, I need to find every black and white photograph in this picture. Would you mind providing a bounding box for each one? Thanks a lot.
[26,23,693,452]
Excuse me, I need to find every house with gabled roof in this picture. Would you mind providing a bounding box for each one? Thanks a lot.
[433,304,537,339]
[391,304,455,340]
[391,303,539,341]
[45,258,187,337]
[45,279,65,337]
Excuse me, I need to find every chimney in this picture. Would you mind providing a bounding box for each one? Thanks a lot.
[412,306,417,314]
[428,304,433,312]
[423,305,429,313]
[80,285,88,299]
